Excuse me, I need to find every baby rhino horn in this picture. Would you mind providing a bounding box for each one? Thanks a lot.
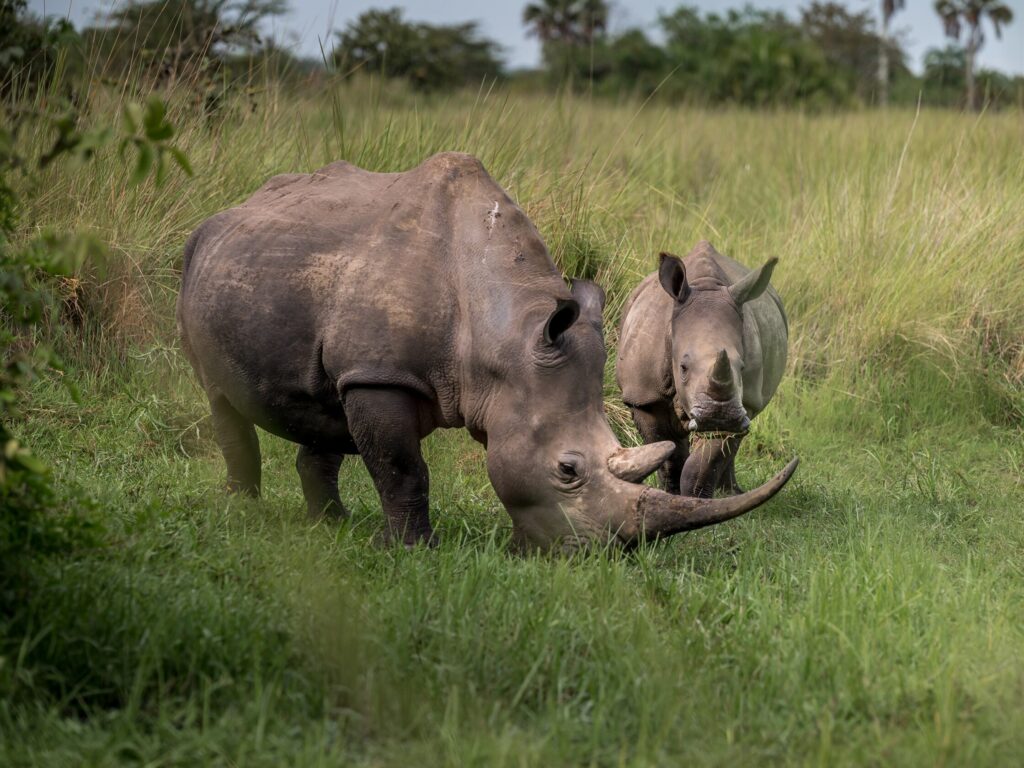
[608,441,676,483]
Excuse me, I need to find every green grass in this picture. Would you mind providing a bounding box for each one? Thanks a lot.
[3,82,1023,765]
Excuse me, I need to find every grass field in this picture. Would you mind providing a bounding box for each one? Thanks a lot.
[3,82,1024,765]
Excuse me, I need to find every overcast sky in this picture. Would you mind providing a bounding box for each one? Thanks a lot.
[29,0,1024,75]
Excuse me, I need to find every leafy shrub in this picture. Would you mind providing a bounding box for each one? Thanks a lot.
[0,96,191,694]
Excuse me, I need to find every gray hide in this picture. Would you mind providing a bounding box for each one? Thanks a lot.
[179,157,796,550]
[617,240,789,498]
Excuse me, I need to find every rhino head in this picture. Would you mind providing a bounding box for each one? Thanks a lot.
[479,278,796,551]
[657,252,778,435]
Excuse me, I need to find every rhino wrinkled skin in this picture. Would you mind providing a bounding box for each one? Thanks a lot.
[617,241,790,498]
[178,154,796,551]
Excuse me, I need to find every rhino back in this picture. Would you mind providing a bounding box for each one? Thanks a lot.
[178,152,566,441]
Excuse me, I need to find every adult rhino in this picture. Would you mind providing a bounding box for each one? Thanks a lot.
[177,154,797,551]
[617,241,789,498]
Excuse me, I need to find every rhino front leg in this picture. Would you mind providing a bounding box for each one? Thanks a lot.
[296,445,349,520]
[628,402,688,495]
[680,434,744,498]
[343,387,435,547]
[717,447,745,496]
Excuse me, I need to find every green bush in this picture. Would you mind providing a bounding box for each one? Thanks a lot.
[0,96,190,704]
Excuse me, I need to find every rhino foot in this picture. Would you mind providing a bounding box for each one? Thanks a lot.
[374,525,438,550]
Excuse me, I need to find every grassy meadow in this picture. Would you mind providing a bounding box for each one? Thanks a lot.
[3,81,1024,765]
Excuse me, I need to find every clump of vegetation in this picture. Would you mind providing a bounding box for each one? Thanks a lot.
[333,7,502,92]
[0,94,189,701]
[518,0,1020,108]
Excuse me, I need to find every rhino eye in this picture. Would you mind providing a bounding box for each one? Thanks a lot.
[555,453,585,487]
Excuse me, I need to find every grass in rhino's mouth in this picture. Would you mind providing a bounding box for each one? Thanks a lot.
[689,429,749,440]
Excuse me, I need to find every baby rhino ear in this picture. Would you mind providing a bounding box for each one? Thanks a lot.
[729,257,778,304]
[570,278,606,329]
[658,252,689,303]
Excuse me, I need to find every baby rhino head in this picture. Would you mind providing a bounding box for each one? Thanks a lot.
[658,249,778,434]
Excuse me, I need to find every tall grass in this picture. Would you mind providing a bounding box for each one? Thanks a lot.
[4,79,1023,765]
[19,82,1024,420]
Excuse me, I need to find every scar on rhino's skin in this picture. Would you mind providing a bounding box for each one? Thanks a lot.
[486,201,500,235]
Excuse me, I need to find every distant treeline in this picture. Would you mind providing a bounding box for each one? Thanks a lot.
[2,0,1020,109]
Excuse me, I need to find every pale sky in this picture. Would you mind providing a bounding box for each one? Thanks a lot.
[29,0,1024,75]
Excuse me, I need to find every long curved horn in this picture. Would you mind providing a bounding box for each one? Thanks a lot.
[608,441,676,482]
[706,349,735,402]
[619,457,799,543]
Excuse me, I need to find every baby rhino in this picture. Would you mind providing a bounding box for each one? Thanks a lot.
[617,241,788,498]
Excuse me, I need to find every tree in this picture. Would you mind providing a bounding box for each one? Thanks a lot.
[0,0,80,94]
[334,8,502,91]
[801,1,907,102]
[84,0,287,84]
[522,0,609,46]
[523,0,610,84]
[878,0,905,105]
[921,44,1023,108]
[607,29,668,92]
[658,6,847,106]
[934,0,1014,110]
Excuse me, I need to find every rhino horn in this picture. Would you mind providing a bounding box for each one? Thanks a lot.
[707,349,736,402]
[618,457,799,543]
[608,441,675,482]
[728,257,778,304]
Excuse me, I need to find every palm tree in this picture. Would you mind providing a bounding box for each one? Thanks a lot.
[878,0,905,106]
[934,0,1014,110]
[577,0,609,45]
[522,0,608,46]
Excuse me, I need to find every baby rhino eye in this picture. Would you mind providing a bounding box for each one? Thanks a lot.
[558,461,577,478]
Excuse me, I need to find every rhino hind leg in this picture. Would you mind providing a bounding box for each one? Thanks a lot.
[209,393,261,497]
[628,402,687,495]
[296,445,349,520]
[343,387,435,548]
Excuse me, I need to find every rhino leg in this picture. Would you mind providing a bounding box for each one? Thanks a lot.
[680,434,745,498]
[629,402,688,495]
[679,440,723,499]
[209,393,261,497]
[344,387,435,547]
[296,445,348,520]
[717,448,745,496]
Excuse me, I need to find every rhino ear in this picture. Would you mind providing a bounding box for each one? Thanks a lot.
[728,257,778,304]
[658,253,689,303]
[543,297,580,345]
[570,278,606,329]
